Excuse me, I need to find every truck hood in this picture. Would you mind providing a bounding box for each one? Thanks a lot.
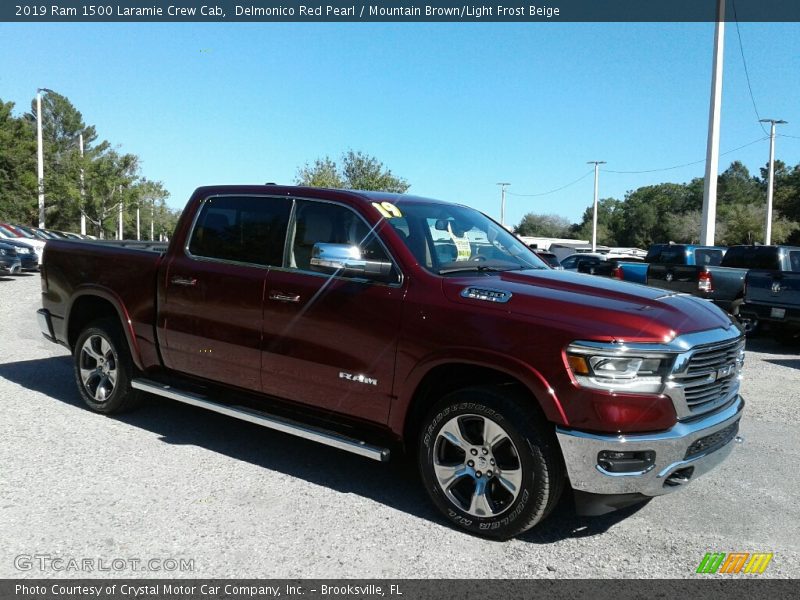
[442,269,735,342]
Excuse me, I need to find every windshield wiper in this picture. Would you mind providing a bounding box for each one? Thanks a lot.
[438,265,524,275]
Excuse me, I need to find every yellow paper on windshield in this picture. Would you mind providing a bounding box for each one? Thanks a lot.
[447,223,472,261]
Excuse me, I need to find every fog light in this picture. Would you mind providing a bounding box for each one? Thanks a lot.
[597,450,656,474]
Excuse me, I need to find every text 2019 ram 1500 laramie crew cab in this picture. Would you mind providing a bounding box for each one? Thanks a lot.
[37,185,746,539]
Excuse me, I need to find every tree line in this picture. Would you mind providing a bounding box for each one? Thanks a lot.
[515,160,800,247]
[0,92,178,239]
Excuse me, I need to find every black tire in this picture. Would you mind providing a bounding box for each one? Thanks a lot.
[73,318,143,414]
[418,386,564,540]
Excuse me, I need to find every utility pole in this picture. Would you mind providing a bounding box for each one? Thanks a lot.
[587,161,606,252]
[497,183,510,227]
[118,184,123,240]
[136,203,141,240]
[700,0,726,246]
[36,89,47,228]
[79,133,86,236]
[760,118,787,245]
[151,200,155,241]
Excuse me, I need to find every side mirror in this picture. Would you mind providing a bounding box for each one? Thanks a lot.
[310,243,393,281]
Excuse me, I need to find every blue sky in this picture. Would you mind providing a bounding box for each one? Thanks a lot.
[1,22,799,225]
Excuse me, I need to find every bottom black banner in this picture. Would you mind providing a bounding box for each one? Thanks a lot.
[1,579,798,600]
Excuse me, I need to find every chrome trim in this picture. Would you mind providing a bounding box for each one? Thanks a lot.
[460,286,513,303]
[131,379,390,462]
[556,395,744,496]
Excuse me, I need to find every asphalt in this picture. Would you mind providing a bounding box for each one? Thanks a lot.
[0,272,798,578]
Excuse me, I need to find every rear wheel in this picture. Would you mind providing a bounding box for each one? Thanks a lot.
[418,386,564,539]
[73,318,143,414]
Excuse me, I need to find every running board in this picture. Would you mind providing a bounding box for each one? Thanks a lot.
[131,379,390,462]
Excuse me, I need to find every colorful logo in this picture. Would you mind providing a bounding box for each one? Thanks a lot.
[697,552,773,574]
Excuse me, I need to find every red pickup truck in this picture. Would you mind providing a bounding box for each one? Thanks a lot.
[38,185,745,539]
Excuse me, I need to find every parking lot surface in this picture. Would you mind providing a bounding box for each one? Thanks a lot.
[1,273,798,578]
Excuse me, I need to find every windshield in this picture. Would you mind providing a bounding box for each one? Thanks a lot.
[381,200,548,275]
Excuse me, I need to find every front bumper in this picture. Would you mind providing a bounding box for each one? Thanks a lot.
[556,396,744,497]
[1,257,22,273]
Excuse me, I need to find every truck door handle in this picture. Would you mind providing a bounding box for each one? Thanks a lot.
[269,291,301,303]
[171,276,197,287]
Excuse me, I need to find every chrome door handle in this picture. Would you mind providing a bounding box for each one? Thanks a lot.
[171,276,197,287]
[269,291,301,303]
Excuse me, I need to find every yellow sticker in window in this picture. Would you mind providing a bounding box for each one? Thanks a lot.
[372,201,403,219]
[447,223,472,261]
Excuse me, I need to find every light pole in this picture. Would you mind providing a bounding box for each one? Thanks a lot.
[79,133,86,235]
[587,161,606,252]
[497,182,510,227]
[700,0,725,246]
[760,118,787,245]
[36,87,54,228]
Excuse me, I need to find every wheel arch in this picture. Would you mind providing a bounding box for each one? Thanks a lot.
[393,353,568,449]
[66,287,144,371]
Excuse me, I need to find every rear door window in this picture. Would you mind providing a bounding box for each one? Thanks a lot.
[188,195,292,266]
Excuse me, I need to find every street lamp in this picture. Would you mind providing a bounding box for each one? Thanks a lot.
[759,118,788,245]
[36,87,54,228]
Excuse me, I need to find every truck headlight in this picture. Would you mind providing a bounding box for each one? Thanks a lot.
[566,342,674,394]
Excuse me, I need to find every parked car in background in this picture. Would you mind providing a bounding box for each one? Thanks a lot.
[579,256,646,277]
[0,241,22,274]
[615,244,726,285]
[740,248,800,345]
[561,252,641,273]
[0,231,39,270]
[0,224,46,266]
[616,244,800,332]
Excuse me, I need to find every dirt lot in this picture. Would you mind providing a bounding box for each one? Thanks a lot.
[1,272,798,578]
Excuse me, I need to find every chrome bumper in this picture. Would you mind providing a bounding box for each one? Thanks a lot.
[556,396,744,497]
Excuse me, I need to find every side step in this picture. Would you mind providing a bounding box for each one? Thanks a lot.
[131,379,390,462]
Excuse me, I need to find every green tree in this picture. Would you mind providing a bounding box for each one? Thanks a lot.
[24,91,100,230]
[571,198,623,245]
[514,213,572,237]
[0,99,37,222]
[295,150,410,193]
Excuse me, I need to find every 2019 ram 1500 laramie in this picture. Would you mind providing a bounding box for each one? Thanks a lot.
[37,185,746,539]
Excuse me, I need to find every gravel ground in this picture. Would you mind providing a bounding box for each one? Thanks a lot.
[1,273,798,579]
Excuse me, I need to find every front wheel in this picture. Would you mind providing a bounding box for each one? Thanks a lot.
[418,386,564,540]
[73,318,143,414]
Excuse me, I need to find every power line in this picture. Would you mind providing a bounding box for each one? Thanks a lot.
[732,0,769,136]
[777,133,800,140]
[505,169,593,197]
[603,136,768,174]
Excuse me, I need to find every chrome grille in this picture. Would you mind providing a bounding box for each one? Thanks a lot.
[670,337,745,418]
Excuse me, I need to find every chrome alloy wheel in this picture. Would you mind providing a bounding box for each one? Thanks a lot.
[78,334,118,403]
[433,414,523,517]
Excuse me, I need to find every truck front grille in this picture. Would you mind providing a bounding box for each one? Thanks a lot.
[670,337,745,419]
